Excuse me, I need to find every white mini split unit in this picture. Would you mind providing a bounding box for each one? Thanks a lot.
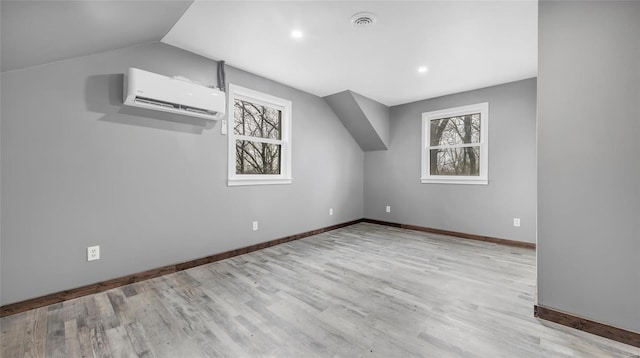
[123,68,226,121]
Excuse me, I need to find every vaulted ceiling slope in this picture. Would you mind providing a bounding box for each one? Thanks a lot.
[325,91,390,151]
[0,1,193,72]
[1,1,537,106]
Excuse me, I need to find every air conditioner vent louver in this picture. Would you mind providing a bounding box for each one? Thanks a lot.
[134,97,178,109]
[123,68,226,121]
[133,96,220,117]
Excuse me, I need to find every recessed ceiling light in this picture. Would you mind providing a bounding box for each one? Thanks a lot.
[418,66,428,74]
[291,30,303,39]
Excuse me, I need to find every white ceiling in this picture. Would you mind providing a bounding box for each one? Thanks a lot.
[1,1,537,106]
[163,1,538,106]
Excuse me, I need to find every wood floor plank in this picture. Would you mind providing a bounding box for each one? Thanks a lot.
[62,320,82,358]
[2,223,639,357]
[124,321,155,358]
[138,291,208,358]
[89,323,113,358]
[1,312,28,358]
[22,309,48,358]
[44,305,66,358]
[105,325,137,358]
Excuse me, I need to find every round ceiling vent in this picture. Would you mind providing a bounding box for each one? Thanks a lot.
[350,12,377,28]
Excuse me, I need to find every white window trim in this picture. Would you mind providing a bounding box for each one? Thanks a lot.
[227,84,292,186]
[421,102,489,185]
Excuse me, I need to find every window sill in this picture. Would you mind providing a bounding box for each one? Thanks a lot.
[421,178,488,185]
[228,178,292,186]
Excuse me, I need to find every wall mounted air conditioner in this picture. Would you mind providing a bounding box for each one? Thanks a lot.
[123,68,225,121]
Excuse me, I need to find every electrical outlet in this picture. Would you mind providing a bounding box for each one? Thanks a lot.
[513,218,521,227]
[252,221,258,231]
[329,208,333,216]
[386,205,391,213]
[87,246,100,261]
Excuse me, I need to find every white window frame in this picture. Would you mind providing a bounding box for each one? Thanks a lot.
[227,84,292,186]
[421,102,489,185]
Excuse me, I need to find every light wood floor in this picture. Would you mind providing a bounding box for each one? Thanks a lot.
[2,223,639,357]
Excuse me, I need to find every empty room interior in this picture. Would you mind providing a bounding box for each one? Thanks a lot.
[1,1,639,357]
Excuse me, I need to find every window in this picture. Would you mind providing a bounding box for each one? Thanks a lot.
[421,102,488,184]
[228,84,292,186]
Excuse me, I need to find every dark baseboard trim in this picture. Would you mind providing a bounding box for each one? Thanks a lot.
[0,218,534,317]
[8,218,636,349]
[535,305,640,348]
[362,218,536,250]
[0,219,361,318]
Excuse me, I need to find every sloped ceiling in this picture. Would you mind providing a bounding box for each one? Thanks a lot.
[325,91,390,151]
[0,1,193,72]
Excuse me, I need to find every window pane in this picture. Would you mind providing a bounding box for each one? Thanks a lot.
[430,146,480,176]
[236,140,281,175]
[234,99,282,140]
[430,114,480,146]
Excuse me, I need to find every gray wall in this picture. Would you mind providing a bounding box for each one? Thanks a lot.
[538,1,640,332]
[0,42,364,305]
[364,78,537,244]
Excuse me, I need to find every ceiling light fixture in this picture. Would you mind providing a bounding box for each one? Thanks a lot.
[418,66,428,74]
[350,12,377,28]
[291,30,303,39]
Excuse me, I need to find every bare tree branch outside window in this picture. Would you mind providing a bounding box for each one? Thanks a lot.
[429,113,481,176]
[234,99,282,175]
